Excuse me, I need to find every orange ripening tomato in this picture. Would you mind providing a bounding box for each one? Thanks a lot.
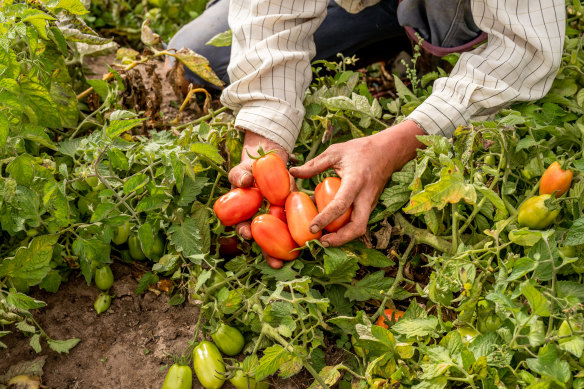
[251,214,299,260]
[268,205,287,223]
[213,188,263,226]
[285,192,322,246]
[314,177,352,232]
[252,153,290,206]
[539,161,573,197]
[376,309,404,329]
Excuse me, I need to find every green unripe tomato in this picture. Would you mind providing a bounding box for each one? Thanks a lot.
[522,168,534,180]
[146,233,165,262]
[94,293,111,314]
[484,155,496,166]
[95,266,114,291]
[457,327,480,344]
[128,235,146,261]
[517,195,560,230]
[230,363,269,389]
[485,315,502,332]
[112,222,130,245]
[161,364,193,389]
[85,176,99,188]
[210,323,245,356]
[193,341,225,389]
[559,245,577,259]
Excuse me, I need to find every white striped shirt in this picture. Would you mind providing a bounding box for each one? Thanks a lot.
[220,0,566,153]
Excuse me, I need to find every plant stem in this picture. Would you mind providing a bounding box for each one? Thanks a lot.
[393,213,452,253]
[173,107,230,132]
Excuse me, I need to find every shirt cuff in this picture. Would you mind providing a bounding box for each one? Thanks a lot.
[407,93,473,138]
[233,100,303,154]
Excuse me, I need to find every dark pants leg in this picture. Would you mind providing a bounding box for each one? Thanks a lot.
[167,0,406,88]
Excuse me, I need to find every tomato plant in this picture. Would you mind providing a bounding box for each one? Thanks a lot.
[161,364,193,389]
[251,214,299,260]
[213,188,263,226]
[314,177,352,232]
[285,192,322,246]
[518,194,560,229]
[539,161,573,197]
[210,323,245,356]
[252,153,290,206]
[192,341,225,389]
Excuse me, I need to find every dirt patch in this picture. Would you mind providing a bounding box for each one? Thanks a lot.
[1,263,199,388]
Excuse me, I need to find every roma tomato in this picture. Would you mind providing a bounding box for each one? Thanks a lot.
[94,293,111,314]
[376,309,404,329]
[230,363,269,389]
[251,214,299,260]
[268,205,286,223]
[95,265,114,291]
[213,188,263,226]
[252,154,290,206]
[539,161,573,197]
[211,323,245,356]
[161,364,193,389]
[128,235,146,261]
[517,194,560,230]
[193,341,225,389]
[112,221,130,245]
[314,177,352,232]
[285,192,321,246]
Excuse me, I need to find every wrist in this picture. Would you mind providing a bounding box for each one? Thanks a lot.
[242,130,288,163]
[376,120,426,171]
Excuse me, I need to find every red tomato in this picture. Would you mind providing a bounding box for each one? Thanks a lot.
[268,205,287,223]
[539,161,573,197]
[213,188,263,226]
[252,154,290,206]
[251,214,299,260]
[285,192,322,246]
[314,177,352,232]
[376,309,404,329]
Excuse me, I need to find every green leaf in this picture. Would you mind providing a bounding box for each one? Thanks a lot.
[256,344,294,381]
[20,125,58,150]
[521,282,551,317]
[135,196,170,213]
[136,272,159,294]
[177,177,208,206]
[404,163,476,214]
[507,257,537,281]
[565,217,584,246]
[526,344,571,384]
[168,217,204,258]
[0,235,58,288]
[38,271,62,293]
[90,202,116,222]
[307,365,342,389]
[5,291,46,310]
[123,173,149,194]
[392,317,439,338]
[190,142,224,164]
[50,81,78,128]
[476,185,508,221]
[106,118,146,138]
[171,48,224,87]
[49,0,88,15]
[322,247,359,283]
[20,78,61,128]
[138,222,154,257]
[6,154,35,187]
[369,184,411,223]
[0,47,19,79]
[557,281,584,302]
[206,29,232,47]
[344,271,395,302]
[0,112,8,150]
[29,333,42,353]
[47,338,81,354]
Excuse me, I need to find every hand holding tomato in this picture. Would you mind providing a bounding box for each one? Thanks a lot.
[290,121,426,247]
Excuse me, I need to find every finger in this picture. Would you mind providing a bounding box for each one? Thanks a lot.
[228,162,254,188]
[320,194,372,247]
[265,255,284,269]
[309,177,361,233]
[235,221,252,240]
[289,152,336,179]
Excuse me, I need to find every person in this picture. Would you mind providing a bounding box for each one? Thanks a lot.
[169,0,565,267]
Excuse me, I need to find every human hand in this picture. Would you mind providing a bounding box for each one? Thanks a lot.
[228,130,290,268]
[290,120,426,247]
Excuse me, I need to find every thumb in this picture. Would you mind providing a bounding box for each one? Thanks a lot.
[229,162,254,188]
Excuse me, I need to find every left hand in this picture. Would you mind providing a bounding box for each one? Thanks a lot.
[289,120,426,247]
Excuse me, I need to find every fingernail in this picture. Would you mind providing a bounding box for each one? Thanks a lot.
[310,225,319,234]
[322,242,330,248]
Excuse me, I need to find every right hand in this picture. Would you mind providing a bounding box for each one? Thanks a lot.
[229,130,290,269]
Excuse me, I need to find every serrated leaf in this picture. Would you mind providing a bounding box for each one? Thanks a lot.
[323,247,358,283]
[256,344,293,381]
[344,271,394,302]
[106,118,146,138]
[90,202,116,222]
[168,217,204,258]
[190,142,224,164]
[521,282,551,317]
[392,317,439,337]
[135,272,159,294]
[0,235,58,288]
[123,173,149,194]
[47,338,81,354]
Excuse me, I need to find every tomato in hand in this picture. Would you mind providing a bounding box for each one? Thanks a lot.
[285,192,321,246]
[376,308,404,329]
[95,265,114,291]
[128,235,146,261]
[539,161,573,197]
[193,341,225,389]
[314,177,352,232]
[251,214,299,260]
[517,194,560,230]
[161,364,193,389]
[252,153,290,206]
[211,323,245,356]
[268,205,286,223]
[213,188,263,226]
[112,221,130,245]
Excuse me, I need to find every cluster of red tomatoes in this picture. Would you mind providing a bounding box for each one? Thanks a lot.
[213,153,351,269]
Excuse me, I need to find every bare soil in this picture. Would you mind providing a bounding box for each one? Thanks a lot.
[0,263,201,388]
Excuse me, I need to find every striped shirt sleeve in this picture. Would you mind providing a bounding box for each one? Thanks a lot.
[408,0,566,137]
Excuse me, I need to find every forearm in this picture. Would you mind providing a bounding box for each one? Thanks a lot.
[408,0,565,137]
[220,0,328,153]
